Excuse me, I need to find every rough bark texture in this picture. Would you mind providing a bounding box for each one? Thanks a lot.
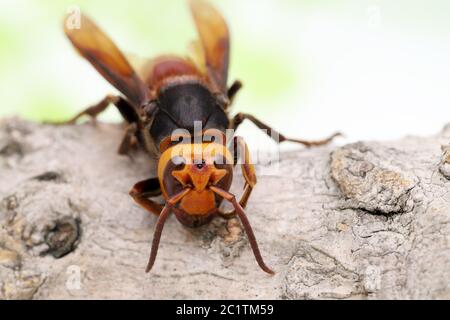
[0,118,449,300]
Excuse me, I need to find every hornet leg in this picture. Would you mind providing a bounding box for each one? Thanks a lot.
[227,80,243,104]
[52,95,141,155]
[129,178,163,216]
[52,94,139,125]
[230,113,342,147]
[117,123,139,155]
[231,136,257,209]
[56,95,118,125]
[219,136,256,220]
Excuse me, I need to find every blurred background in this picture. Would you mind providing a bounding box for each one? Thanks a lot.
[1,0,450,147]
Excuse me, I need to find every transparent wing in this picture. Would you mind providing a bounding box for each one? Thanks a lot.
[64,14,149,107]
[190,0,230,93]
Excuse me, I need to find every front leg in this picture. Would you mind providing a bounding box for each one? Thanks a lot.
[219,136,256,219]
[129,178,163,216]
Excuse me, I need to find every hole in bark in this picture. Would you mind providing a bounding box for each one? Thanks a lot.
[0,141,23,157]
[44,217,81,258]
[32,171,64,182]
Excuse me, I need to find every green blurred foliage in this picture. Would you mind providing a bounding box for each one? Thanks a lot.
[1,0,449,128]
[0,0,305,122]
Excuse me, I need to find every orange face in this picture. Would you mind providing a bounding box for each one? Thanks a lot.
[157,142,234,216]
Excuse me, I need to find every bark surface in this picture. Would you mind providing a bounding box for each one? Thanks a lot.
[0,118,449,299]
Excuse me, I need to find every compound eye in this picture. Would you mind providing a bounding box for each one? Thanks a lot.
[172,156,186,168]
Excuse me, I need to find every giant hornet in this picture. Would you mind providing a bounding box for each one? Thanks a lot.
[62,0,340,274]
